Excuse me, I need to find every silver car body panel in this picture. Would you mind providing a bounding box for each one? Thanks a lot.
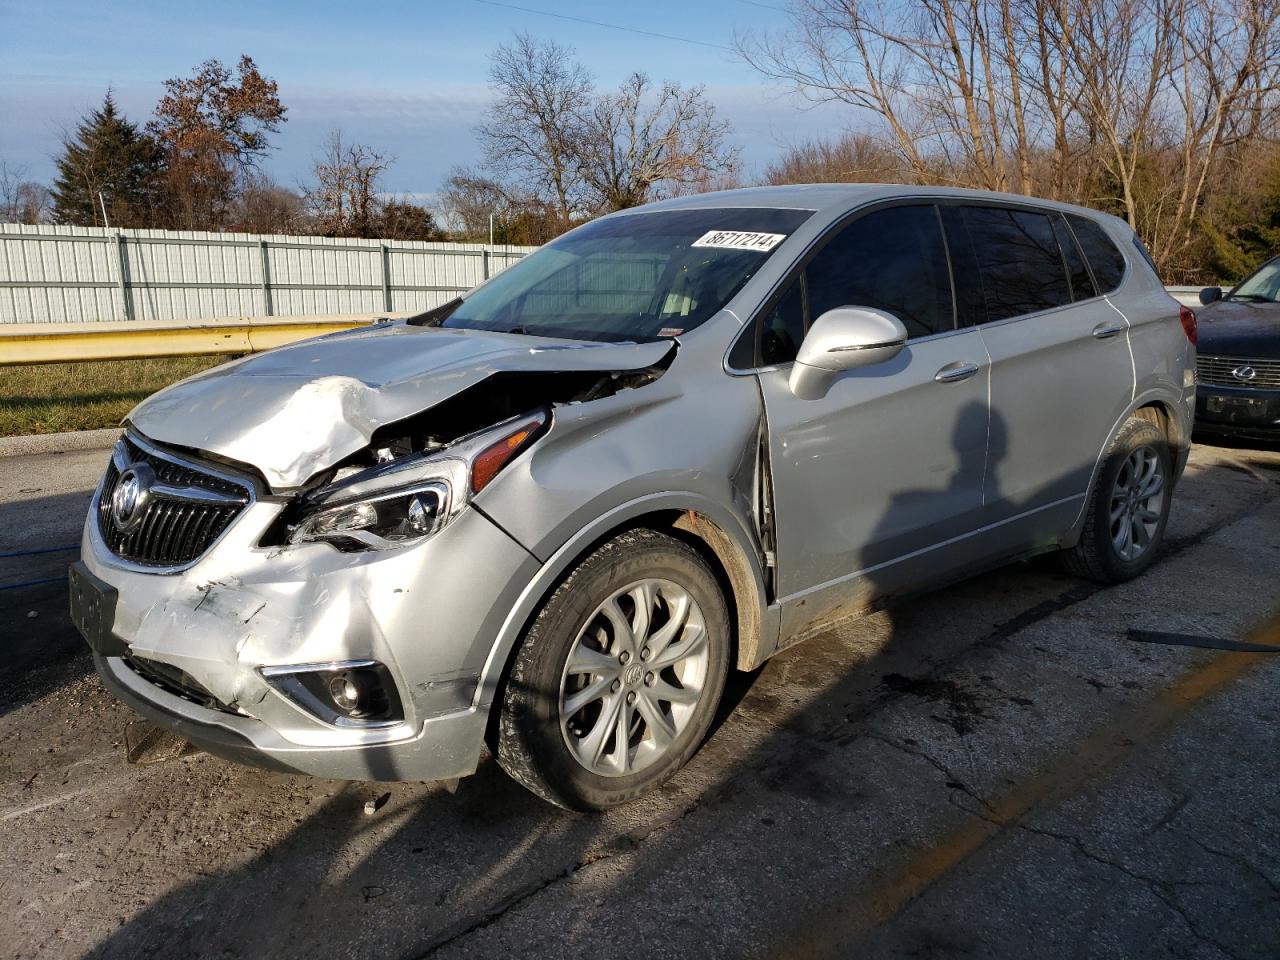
[759,326,991,639]
[79,183,1193,782]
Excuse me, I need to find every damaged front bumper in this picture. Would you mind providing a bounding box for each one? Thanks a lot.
[93,653,488,780]
[79,485,542,782]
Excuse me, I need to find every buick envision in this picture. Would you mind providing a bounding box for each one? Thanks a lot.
[71,185,1194,809]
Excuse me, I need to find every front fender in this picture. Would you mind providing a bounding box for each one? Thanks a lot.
[470,362,775,704]
[471,490,777,715]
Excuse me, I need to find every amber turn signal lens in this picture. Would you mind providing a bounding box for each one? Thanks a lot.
[470,415,545,493]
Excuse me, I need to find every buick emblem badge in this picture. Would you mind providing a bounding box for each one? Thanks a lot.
[111,462,155,532]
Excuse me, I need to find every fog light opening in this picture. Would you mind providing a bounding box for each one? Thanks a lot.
[328,673,363,713]
[325,669,389,719]
[260,660,403,727]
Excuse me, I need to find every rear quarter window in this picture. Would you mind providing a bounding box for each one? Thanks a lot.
[1131,234,1161,281]
[1066,214,1128,293]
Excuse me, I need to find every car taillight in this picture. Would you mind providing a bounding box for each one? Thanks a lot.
[1179,305,1197,346]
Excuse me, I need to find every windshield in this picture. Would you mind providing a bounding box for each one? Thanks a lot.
[440,207,814,342]
[1230,258,1280,302]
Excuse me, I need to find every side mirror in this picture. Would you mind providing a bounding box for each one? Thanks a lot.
[788,306,908,400]
[1198,286,1223,305]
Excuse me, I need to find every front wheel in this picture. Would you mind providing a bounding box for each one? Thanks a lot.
[1061,416,1172,583]
[496,529,730,810]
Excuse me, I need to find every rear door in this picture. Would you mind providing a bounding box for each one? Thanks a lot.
[951,203,1136,544]
[754,203,991,638]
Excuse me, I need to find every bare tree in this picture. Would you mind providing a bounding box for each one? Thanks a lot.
[1,162,52,224]
[305,130,393,237]
[763,131,908,184]
[439,166,511,238]
[438,166,563,244]
[577,74,739,210]
[226,172,305,234]
[737,0,1280,274]
[478,33,593,226]
[739,0,1070,191]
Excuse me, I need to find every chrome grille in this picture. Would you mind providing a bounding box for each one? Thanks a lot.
[95,433,253,569]
[1196,355,1280,389]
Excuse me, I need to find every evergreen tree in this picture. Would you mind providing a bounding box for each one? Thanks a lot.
[1200,153,1280,283]
[50,92,160,227]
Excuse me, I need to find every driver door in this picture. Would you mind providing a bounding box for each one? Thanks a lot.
[754,204,992,639]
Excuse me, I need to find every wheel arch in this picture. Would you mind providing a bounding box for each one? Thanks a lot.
[1064,389,1186,546]
[475,494,775,742]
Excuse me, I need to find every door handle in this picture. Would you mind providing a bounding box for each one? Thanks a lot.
[935,360,980,383]
[1091,320,1126,339]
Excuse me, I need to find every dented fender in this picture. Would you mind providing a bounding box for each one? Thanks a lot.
[472,327,780,679]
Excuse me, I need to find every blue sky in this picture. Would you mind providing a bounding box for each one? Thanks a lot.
[0,0,852,198]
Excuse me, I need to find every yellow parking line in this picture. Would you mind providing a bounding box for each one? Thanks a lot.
[777,612,1280,959]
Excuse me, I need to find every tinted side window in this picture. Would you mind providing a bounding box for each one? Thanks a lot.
[1066,214,1127,292]
[1051,213,1096,301]
[938,206,987,327]
[805,205,954,341]
[760,278,804,366]
[962,207,1072,322]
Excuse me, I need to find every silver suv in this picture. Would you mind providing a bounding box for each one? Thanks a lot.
[71,185,1195,809]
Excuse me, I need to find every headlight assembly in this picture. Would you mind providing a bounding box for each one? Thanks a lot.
[288,481,449,550]
[284,409,547,552]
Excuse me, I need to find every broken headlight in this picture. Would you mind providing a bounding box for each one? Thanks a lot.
[285,409,547,552]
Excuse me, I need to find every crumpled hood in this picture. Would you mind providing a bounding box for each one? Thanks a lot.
[129,322,672,489]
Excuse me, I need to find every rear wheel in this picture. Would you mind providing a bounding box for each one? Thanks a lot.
[497,528,730,810]
[1062,416,1171,583]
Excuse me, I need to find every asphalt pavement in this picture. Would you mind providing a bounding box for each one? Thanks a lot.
[1,439,1278,960]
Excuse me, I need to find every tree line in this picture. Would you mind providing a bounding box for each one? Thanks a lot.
[2,57,446,241]
[5,1,1280,282]
[741,0,1280,282]
[4,42,737,247]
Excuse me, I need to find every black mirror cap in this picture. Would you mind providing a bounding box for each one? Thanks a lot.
[1199,286,1223,305]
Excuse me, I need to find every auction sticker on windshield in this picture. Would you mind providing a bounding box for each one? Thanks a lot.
[691,230,787,252]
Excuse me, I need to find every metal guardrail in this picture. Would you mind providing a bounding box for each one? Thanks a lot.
[1166,286,1207,308]
[0,313,410,365]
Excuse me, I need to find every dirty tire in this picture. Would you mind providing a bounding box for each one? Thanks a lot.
[497,528,730,811]
[1061,416,1171,583]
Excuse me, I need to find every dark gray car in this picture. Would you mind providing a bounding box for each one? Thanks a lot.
[1195,256,1280,441]
[72,185,1195,809]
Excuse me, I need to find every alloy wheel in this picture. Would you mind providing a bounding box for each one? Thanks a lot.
[559,578,709,777]
[1110,445,1165,562]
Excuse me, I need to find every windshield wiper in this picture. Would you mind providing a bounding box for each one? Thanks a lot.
[1227,293,1276,303]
